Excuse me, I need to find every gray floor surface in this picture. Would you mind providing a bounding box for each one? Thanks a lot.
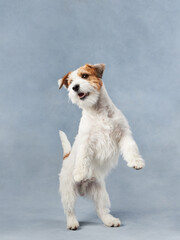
[1,196,180,240]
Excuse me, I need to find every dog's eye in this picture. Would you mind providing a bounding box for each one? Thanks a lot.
[69,80,73,84]
[82,74,89,79]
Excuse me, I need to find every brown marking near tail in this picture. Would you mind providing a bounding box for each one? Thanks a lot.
[77,64,104,90]
[63,152,70,160]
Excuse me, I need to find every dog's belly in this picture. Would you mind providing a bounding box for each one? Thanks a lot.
[76,178,97,196]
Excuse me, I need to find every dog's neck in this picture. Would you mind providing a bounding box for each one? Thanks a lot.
[83,85,116,118]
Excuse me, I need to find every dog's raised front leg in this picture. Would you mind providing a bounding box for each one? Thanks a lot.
[119,133,145,170]
[73,144,92,183]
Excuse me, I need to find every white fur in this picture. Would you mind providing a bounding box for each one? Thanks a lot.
[58,66,145,230]
[59,131,71,156]
[57,78,62,88]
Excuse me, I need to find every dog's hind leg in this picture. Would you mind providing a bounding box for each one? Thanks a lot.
[59,170,79,230]
[88,180,121,227]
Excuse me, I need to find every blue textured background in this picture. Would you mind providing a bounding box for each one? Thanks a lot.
[0,0,180,239]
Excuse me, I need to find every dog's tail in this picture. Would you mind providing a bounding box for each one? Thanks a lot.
[59,131,71,160]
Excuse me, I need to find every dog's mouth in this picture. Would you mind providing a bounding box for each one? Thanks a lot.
[78,92,89,100]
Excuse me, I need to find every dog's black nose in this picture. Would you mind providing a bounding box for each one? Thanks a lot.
[72,84,79,92]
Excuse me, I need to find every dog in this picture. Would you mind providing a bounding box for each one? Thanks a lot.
[58,63,145,230]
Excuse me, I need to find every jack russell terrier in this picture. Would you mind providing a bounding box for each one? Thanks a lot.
[58,63,145,230]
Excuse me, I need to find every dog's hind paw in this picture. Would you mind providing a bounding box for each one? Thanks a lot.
[102,214,121,227]
[67,216,79,230]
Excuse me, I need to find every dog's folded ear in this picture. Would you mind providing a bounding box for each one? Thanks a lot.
[93,63,105,78]
[58,78,63,89]
[58,73,70,89]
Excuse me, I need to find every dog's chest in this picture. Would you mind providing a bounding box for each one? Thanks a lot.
[80,114,122,161]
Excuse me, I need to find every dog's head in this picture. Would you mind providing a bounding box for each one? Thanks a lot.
[58,63,105,109]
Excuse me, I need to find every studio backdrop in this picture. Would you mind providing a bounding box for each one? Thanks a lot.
[0,0,179,240]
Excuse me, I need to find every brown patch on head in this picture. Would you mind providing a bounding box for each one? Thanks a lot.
[63,152,70,160]
[59,72,72,89]
[77,64,105,90]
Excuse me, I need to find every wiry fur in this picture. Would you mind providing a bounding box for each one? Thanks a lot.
[58,64,145,230]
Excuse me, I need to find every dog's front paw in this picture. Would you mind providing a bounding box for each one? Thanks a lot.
[127,157,145,170]
[73,168,88,183]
